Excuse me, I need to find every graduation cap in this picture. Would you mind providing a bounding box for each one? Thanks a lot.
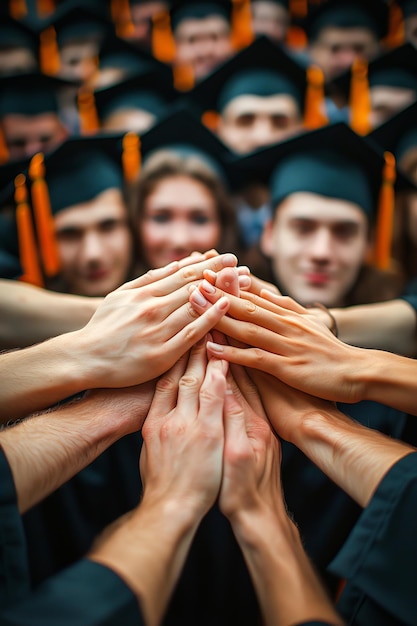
[185,36,327,129]
[0,71,77,118]
[170,0,233,31]
[330,43,417,135]
[397,0,417,18]
[368,101,417,170]
[40,4,114,46]
[93,70,176,129]
[22,131,140,277]
[234,121,414,269]
[304,0,390,42]
[139,108,238,189]
[0,14,39,55]
[97,33,166,77]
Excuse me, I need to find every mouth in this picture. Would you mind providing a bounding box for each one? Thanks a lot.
[304,272,331,286]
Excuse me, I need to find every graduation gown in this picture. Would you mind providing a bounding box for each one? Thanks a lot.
[330,451,417,625]
[0,446,143,625]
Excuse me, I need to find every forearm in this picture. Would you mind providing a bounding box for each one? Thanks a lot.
[0,391,127,512]
[291,407,415,508]
[231,507,343,626]
[0,279,100,349]
[89,499,201,626]
[331,300,417,357]
[0,330,94,422]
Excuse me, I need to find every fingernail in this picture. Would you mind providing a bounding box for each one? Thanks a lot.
[203,269,217,285]
[202,279,216,294]
[238,265,250,275]
[207,341,224,354]
[222,253,237,266]
[192,289,208,307]
[216,297,229,311]
[238,275,251,289]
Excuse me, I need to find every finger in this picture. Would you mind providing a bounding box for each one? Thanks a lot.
[118,261,180,290]
[248,274,280,297]
[229,363,268,422]
[260,290,307,314]
[207,342,278,379]
[165,296,231,362]
[198,358,227,435]
[223,375,249,451]
[176,336,208,419]
[147,351,189,420]
[149,254,238,297]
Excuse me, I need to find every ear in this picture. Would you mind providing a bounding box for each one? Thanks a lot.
[260,219,274,258]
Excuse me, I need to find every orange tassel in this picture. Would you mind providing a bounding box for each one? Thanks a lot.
[286,25,307,49]
[231,0,254,51]
[349,57,371,136]
[304,65,328,129]
[289,0,308,18]
[14,174,44,287]
[111,0,135,38]
[0,128,9,165]
[173,63,195,91]
[77,88,100,135]
[374,151,396,270]
[9,0,27,19]
[122,132,141,183]
[152,10,177,63]
[383,1,404,49]
[39,26,60,75]
[37,0,55,17]
[201,110,221,132]
[28,153,61,277]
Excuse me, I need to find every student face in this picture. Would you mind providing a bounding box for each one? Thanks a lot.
[174,16,233,80]
[1,113,68,161]
[261,192,369,307]
[59,40,99,84]
[250,1,289,43]
[54,188,133,297]
[218,94,303,154]
[126,1,169,49]
[309,26,380,80]
[139,175,221,268]
[370,86,417,129]
[101,108,157,133]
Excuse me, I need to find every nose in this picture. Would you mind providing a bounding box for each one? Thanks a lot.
[79,231,105,263]
[335,48,358,73]
[170,222,193,250]
[308,228,333,261]
[251,118,276,149]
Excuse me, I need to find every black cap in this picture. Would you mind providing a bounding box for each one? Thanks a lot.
[41,4,114,46]
[331,42,417,98]
[140,108,237,188]
[304,0,389,42]
[0,15,39,56]
[397,0,417,18]
[185,36,307,114]
[234,122,413,218]
[170,0,232,31]
[97,33,166,76]
[368,101,417,166]
[94,70,176,124]
[27,133,130,215]
[0,72,78,117]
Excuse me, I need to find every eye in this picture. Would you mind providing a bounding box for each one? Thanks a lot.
[291,220,315,235]
[191,214,211,225]
[332,223,359,240]
[99,219,122,232]
[56,228,81,243]
[150,213,171,223]
[271,114,291,129]
[235,113,255,127]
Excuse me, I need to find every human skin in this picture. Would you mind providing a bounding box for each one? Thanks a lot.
[217,94,303,154]
[190,278,417,416]
[260,191,370,307]
[0,253,236,422]
[139,175,221,268]
[90,344,227,626]
[219,361,343,626]
[54,188,133,297]
[1,113,68,160]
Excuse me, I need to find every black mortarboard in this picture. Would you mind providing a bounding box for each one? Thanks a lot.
[94,70,176,124]
[0,15,39,55]
[331,43,417,98]
[140,108,237,188]
[41,4,114,46]
[234,122,412,217]
[397,0,417,18]
[0,72,77,117]
[304,0,389,42]
[170,0,232,31]
[97,33,165,76]
[186,36,307,114]
[368,101,417,165]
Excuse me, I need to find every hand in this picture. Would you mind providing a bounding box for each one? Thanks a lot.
[139,338,227,524]
[219,363,284,525]
[190,281,366,405]
[74,254,236,389]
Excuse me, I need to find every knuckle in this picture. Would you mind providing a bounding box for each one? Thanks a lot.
[179,373,201,390]
[155,373,177,393]
[180,266,198,282]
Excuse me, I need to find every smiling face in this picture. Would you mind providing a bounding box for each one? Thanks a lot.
[138,175,221,268]
[261,191,370,307]
[54,188,133,296]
